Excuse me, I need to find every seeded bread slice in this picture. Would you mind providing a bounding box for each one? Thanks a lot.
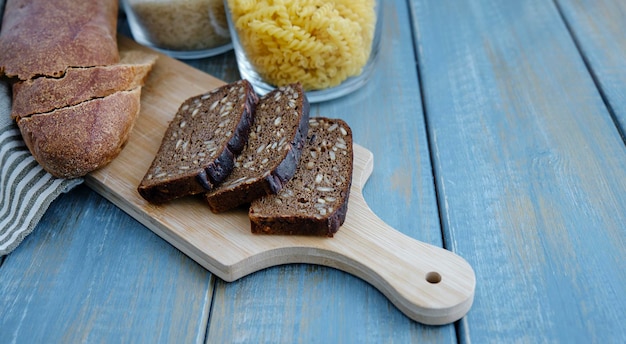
[138,80,258,203]
[205,83,310,213]
[249,117,353,237]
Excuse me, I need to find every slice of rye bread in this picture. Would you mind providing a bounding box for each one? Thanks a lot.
[11,50,157,119]
[138,80,258,203]
[17,87,142,179]
[249,117,354,237]
[205,83,310,213]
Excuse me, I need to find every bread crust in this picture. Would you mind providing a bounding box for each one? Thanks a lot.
[11,51,156,119]
[17,88,142,179]
[249,200,349,237]
[0,0,120,80]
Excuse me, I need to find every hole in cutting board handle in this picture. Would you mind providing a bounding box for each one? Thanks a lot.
[426,271,442,284]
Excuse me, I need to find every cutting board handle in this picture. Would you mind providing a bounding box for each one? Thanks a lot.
[228,146,476,325]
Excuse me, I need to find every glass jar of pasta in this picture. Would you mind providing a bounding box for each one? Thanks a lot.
[224,0,382,102]
[122,0,233,59]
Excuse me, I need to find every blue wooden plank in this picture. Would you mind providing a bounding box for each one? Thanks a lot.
[205,0,453,341]
[555,0,626,138]
[0,186,213,343]
[409,0,626,342]
[209,266,453,343]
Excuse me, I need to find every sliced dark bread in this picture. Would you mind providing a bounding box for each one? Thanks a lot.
[205,83,310,213]
[138,80,258,203]
[249,117,353,237]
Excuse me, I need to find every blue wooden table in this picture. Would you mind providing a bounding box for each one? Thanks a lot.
[2,0,625,342]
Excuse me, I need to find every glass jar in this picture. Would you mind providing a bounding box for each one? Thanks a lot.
[122,0,233,59]
[224,0,382,102]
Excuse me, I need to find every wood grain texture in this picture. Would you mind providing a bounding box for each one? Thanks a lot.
[409,0,626,341]
[555,0,626,138]
[0,185,213,343]
[86,35,474,326]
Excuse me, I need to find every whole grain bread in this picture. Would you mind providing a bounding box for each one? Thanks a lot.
[249,117,353,237]
[17,88,142,179]
[205,83,310,213]
[0,0,119,80]
[138,80,258,203]
[11,50,157,119]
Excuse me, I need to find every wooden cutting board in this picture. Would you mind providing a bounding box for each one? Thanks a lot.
[86,36,475,326]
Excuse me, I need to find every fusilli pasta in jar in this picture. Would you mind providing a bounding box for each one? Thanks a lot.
[226,0,379,97]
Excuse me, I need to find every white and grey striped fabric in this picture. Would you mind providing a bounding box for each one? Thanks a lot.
[0,80,83,255]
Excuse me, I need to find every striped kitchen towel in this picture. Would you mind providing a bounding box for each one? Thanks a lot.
[0,80,83,255]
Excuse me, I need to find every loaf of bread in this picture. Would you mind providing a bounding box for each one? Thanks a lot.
[17,88,142,179]
[249,117,353,237]
[0,0,156,179]
[0,0,119,80]
[138,80,258,203]
[205,83,310,213]
[11,50,157,119]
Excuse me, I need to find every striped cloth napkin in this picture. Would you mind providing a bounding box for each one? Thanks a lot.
[0,80,83,255]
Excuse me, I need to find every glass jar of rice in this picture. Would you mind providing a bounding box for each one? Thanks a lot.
[122,0,233,59]
[224,0,382,102]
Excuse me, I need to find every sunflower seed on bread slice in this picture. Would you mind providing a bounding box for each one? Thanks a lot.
[205,83,310,213]
[138,79,258,203]
[249,117,353,237]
